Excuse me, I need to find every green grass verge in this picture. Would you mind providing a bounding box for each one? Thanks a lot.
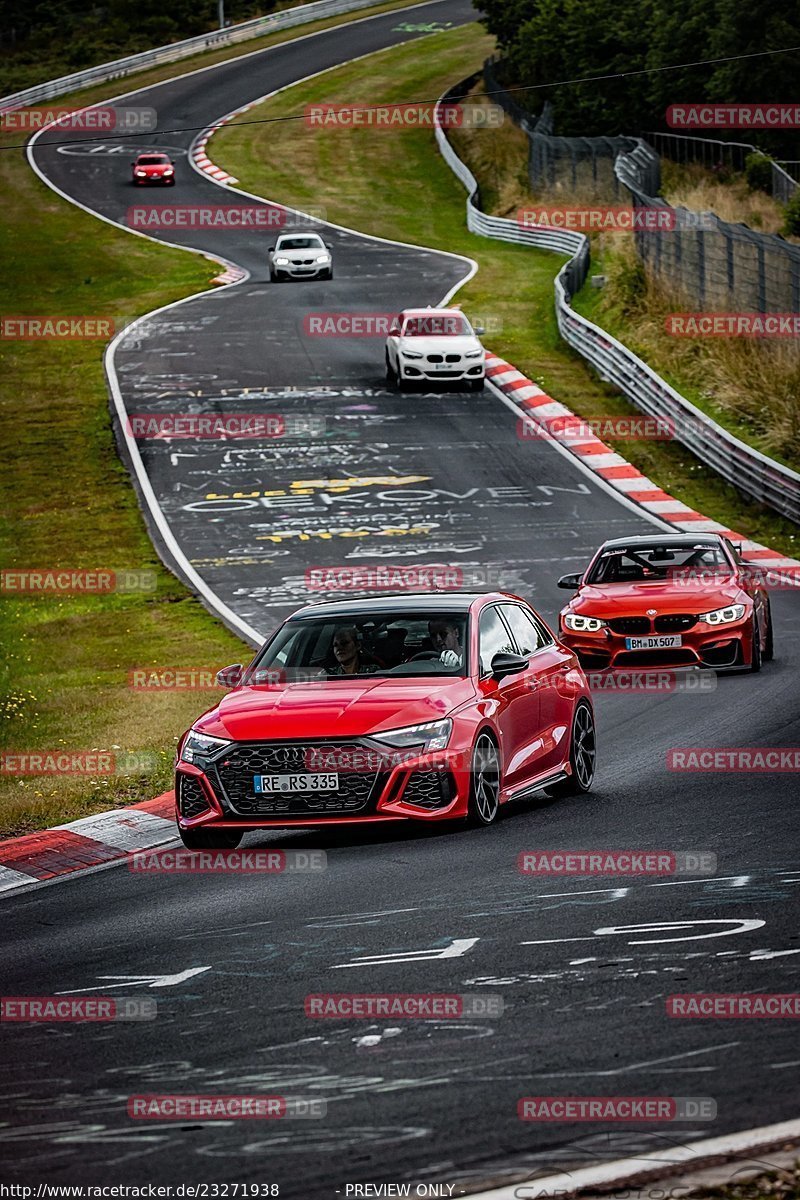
[213,28,799,560]
[0,150,252,837]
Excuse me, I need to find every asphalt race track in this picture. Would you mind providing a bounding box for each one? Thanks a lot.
[5,1,800,1193]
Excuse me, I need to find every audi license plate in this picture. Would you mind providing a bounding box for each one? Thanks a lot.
[254,772,339,794]
[624,635,682,650]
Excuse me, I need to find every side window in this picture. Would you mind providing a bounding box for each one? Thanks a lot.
[500,604,550,656]
[479,606,515,674]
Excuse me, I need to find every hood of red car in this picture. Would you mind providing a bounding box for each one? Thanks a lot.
[193,676,476,742]
[569,577,746,617]
[136,164,170,173]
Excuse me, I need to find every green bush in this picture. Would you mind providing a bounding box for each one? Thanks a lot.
[783,188,800,237]
[745,152,775,194]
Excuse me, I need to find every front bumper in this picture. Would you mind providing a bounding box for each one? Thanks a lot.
[133,174,174,184]
[560,617,750,670]
[272,261,330,278]
[399,357,484,382]
[175,739,473,830]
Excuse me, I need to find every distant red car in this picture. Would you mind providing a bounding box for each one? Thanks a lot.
[558,533,774,672]
[175,593,596,848]
[131,152,175,185]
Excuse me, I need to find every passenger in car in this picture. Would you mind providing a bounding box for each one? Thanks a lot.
[329,626,380,676]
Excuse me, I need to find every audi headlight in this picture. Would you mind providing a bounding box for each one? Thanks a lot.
[401,349,424,359]
[274,256,290,265]
[372,718,452,752]
[698,603,746,625]
[465,349,483,358]
[563,613,607,632]
[163,168,174,175]
[315,254,330,263]
[180,730,231,764]
[135,170,147,176]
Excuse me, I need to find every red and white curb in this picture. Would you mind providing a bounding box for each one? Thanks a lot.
[0,793,176,894]
[465,1117,800,1198]
[486,352,800,580]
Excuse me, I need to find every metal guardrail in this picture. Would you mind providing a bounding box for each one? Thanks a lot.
[0,0,389,110]
[435,83,800,525]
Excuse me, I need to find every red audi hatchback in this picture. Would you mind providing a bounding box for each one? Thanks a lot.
[175,593,596,848]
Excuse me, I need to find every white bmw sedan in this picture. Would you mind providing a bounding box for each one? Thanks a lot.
[385,308,485,390]
[268,233,333,281]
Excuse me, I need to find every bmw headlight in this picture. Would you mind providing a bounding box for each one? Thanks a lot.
[698,603,746,625]
[315,254,330,263]
[563,613,607,632]
[401,349,424,359]
[274,256,290,265]
[371,718,452,752]
[180,730,231,764]
[464,349,483,358]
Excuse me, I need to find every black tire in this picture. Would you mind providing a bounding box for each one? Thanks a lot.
[178,825,243,850]
[470,378,484,392]
[467,732,501,827]
[385,353,397,388]
[749,613,762,673]
[550,701,596,796]
[325,269,333,280]
[763,600,774,661]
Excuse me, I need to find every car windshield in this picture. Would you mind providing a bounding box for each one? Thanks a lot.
[586,543,731,584]
[137,155,170,164]
[247,611,470,681]
[402,314,471,337]
[276,236,324,250]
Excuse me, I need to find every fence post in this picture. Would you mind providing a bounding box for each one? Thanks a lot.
[696,229,705,308]
[725,229,735,297]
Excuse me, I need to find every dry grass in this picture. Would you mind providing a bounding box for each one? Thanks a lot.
[660,161,793,237]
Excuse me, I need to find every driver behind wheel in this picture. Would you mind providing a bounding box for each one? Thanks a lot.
[428,619,463,667]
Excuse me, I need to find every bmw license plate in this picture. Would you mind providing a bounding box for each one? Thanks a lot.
[429,362,455,370]
[254,772,339,793]
[624,635,682,650]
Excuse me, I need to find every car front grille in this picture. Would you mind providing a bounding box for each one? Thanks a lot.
[608,617,651,635]
[655,613,697,631]
[427,354,443,363]
[178,774,210,819]
[209,742,378,818]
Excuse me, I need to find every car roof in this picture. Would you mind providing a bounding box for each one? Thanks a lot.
[399,308,464,318]
[289,592,519,619]
[598,533,726,549]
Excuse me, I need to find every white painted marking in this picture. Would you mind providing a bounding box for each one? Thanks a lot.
[57,967,211,993]
[331,937,479,969]
[528,1042,739,1078]
[522,919,766,946]
[0,865,37,892]
[750,947,800,960]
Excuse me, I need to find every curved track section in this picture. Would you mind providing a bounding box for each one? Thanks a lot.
[7,4,800,1194]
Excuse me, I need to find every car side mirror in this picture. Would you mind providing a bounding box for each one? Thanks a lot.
[267,245,275,252]
[389,325,400,336]
[557,572,581,590]
[491,651,527,677]
[474,324,485,335]
[216,664,242,688]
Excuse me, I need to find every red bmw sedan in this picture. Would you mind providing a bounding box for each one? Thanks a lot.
[558,533,774,672]
[175,593,596,848]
